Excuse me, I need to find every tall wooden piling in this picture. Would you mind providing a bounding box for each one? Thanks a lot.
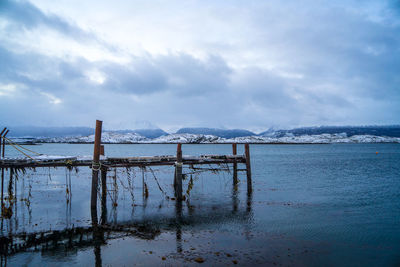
[232,143,238,185]
[0,128,7,159]
[91,120,102,224]
[2,130,9,159]
[175,143,183,201]
[100,167,107,225]
[244,144,252,195]
[0,128,7,211]
[0,169,3,211]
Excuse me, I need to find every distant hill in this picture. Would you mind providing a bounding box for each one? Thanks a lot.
[259,125,400,137]
[6,125,400,139]
[7,126,94,137]
[5,126,168,139]
[113,129,168,139]
[176,128,255,138]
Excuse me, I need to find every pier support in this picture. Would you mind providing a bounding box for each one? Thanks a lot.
[1,130,9,159]
[100,167,107,225]
[174,143,183,201]
[0,128,7,212]
[0,128,7,159]
[232,143,238,186]
[91,120,102,224]
[244,144,252,195]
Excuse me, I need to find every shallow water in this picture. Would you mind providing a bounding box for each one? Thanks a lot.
[1,143,400,266]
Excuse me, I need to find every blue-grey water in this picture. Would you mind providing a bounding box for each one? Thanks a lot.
[1,143,399,266]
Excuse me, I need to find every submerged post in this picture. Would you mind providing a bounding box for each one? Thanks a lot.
[244,144,252,195]
[175,143,183,201]
[232,143,238,185]
[100,167,107,225]
[91,120,102,224]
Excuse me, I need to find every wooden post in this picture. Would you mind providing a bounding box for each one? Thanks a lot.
[1,129,8,211]
[0,128,7,159]
[91,120,102,224]
[100,145,105,156]
[2,130,9,159]
[175,143,183,201]
[244,144,252,195]
[0,128,5,210]
[0,168,3,211]
[100,167,107,225]
[232,143,238,185]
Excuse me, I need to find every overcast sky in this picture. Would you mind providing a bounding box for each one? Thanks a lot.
[0,0,399,132]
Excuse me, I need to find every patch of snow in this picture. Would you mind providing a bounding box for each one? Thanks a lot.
[150,133,222,143]
[34,132,400,144]
[43,131,147,143]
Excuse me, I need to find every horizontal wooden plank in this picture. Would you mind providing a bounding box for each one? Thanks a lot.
[0,154,246,169]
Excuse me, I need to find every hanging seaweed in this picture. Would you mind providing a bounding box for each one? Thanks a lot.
[1,168,15,219]
[186,175,194,197]
[108,168,119,207]
[126,167,135,203]
[47,167,52,185]
[7,168,14,203]
[144,182,149,199]
[148,167,166,197]
[65,168,72,204]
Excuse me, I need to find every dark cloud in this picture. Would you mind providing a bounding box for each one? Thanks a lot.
[0,0,117,51]
[97,54,231,96]
[99,59,167,95]
[1,0,84,37]
[157,54,231,96]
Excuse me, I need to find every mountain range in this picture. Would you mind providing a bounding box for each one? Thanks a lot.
[5,125,400,138]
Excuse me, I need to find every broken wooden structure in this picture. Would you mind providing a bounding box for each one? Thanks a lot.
[0,121,252,224]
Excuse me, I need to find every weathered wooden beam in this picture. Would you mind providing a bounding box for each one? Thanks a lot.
[91,120,102,224]
[2,130,9,159]
[232,143,238,185]
[1,129,7,209]
[244,144,252,195]
[0,168,3,210]
[100,167,107,225]
[0,127,7,213]
[175,143,183,201]
[0,128,7,159]
[0,155,247,169]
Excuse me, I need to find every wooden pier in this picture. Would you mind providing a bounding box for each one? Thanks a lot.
[0,120,252,224]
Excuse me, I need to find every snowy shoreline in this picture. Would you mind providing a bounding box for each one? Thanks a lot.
[14,132,400,144]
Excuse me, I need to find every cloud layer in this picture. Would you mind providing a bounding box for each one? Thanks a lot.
[1,0,399,132]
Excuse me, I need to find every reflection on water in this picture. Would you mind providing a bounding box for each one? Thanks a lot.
[1,143,400,266]
[0,163,254,266]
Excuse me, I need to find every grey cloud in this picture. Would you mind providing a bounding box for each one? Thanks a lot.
[98,54,231,96]
[158,54,231,96]
[0,0,117,51]
[1,0,84,36]
[100,59,167,95]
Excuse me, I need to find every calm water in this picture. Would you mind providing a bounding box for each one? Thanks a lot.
[1,143,400,266]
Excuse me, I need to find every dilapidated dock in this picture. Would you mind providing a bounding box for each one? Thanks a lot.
[0,120,252,225]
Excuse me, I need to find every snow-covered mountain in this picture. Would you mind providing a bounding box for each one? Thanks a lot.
[176,128,255,138]
[42,131,147,143]
[150,133,222,143]
[259,125,400,138]
[36,132,400,144]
